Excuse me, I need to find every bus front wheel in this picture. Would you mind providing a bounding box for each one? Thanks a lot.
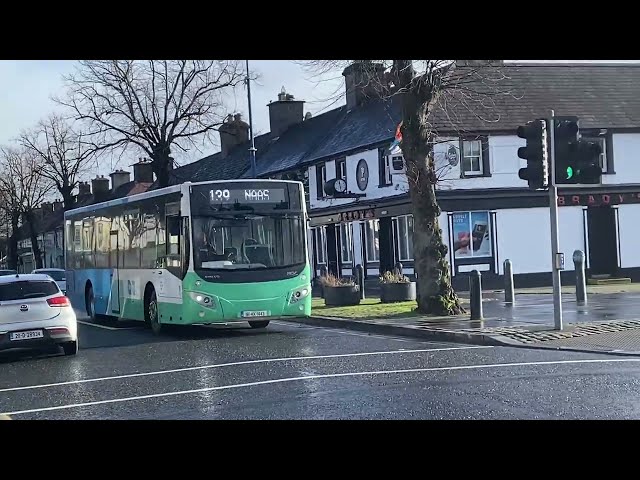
[249,320,270,329]
[146,288,162,335]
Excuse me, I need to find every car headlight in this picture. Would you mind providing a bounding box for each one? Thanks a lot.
[189,292,216,309]
[290,286,310,304]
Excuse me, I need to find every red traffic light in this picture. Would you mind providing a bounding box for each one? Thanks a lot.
[555,119,579,137]
[516,120,544,140]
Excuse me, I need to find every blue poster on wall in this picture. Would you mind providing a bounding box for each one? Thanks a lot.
[452,212,471,258]
[470,211,491,257]
[452,211,491,259]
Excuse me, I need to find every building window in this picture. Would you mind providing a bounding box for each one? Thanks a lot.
[582,136,607,174]
[316,163,327,199]
[451,211,492,259]
[378,148,392,186]
[314,227,326,264]
[339,223,353,264]
[395,215,414,261]
[336,158,346,181]
[364,219,380,262]
[461,140,483,176]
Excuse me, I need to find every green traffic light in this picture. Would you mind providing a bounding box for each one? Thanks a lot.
[566,166,573,179]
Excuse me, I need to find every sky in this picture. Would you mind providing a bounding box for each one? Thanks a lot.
[0,60,345,176]
[0,60,638,181]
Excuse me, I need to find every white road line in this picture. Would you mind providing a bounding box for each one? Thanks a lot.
[77,320,140,331]
[5,357,640,417]
[0,346,490,394]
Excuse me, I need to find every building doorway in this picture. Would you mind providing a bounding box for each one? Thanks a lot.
[587,206,619,276]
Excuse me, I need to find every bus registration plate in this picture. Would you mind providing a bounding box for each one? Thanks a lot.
[242,310,270,318]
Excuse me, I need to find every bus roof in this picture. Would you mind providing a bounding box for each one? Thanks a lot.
[64,179,303,219]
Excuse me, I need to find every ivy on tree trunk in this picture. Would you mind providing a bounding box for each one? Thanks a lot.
[398,65,465,316]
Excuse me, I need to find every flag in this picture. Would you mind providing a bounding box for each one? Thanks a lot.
[387,121,403,155]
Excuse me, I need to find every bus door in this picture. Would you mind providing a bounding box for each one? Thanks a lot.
[109,230,121,314]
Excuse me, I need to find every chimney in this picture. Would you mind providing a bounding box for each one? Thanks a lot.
[219,113,250,157]
[41,202,53,214]
[132,159,154,183]
[52,200,63,212]
[267,87,305,136]
[78,181,91,196]
[342,61,387,110]
[109,169,131,191]
[92,175,110,197]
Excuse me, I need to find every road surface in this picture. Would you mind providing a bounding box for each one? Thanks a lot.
[1,316,640,419]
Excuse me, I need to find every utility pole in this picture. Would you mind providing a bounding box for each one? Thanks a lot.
[246,60,257,178]
[548,110,563,331]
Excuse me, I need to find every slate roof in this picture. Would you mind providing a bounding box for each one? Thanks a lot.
[165,63,640,182]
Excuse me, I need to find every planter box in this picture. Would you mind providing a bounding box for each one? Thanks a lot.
[324,285,361,306]
[380,282,417,303]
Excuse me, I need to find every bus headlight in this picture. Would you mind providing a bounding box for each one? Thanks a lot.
[290,287,310,304]
[189,292,216,309]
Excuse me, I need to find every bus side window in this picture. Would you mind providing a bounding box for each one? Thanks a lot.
[167,216,181,257]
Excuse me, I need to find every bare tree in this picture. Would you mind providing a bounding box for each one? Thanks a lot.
[56,60,247,187]
[302,60,515,315]
[0,147,55,269]
[19,114,96,210]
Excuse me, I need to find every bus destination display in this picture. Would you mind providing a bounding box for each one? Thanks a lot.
[209,187,287,204]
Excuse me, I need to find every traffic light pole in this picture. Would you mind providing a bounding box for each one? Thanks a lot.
[548,110,564,331]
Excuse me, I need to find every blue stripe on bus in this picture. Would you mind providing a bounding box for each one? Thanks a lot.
[67,268,115,316]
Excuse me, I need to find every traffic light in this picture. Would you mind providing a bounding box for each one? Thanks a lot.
[554,116,602,185]
[517,119,549,190]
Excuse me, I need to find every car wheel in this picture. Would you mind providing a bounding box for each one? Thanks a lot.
[248,320,270,329]
[147,289,162,335]
[62,340,78,356]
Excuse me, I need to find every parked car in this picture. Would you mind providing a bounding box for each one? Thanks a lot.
[0,274,78,356]
[0,270,17,276]
[31,268,66,294]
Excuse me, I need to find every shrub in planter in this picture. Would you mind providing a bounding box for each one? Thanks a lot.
[379,271,417,303]
[320,273,361,306]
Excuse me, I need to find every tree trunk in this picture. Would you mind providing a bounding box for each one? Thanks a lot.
[60,184,75,257]
[7,212,19,271]
[401,90,465,316]
[61,184,74,211]
[152,144,172,188]
[25,211,43,269]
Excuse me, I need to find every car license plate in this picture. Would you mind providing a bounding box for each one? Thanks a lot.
[10,330,44,341]
[242,310,269,318]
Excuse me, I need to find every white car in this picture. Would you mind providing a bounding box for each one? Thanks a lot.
[31,268,66,294]
[0,274,78,356]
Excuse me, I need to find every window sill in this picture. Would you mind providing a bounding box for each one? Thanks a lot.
[460,173,491,179]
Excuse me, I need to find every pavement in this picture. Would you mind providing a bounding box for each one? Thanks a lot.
[4,314,640,419]
[299,284,640,356]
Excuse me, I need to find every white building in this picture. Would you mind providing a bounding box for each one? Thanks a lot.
[169,61,640,290]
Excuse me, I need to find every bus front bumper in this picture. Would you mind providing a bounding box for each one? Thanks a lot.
[170,287,312,325]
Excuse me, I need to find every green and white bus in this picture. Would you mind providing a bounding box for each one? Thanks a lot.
[64,179,312,333]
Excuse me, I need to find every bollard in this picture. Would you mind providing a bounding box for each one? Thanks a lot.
[355,264,365,300]
[394,262,403,275]
[573,250,587,306]
[469,270,483,320]
[504,259,515,305]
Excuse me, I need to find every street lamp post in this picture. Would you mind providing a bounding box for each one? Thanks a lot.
[246,60,257,178]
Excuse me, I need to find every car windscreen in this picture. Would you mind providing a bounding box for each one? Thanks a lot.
[0,281,59,301]
[38,270,65,281]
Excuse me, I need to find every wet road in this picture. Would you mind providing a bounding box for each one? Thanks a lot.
[2,317,640,419]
